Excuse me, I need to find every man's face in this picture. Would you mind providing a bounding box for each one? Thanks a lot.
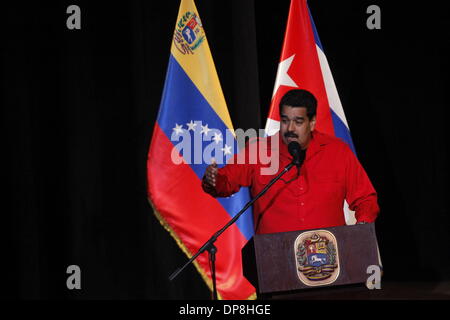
[280,105,316,149]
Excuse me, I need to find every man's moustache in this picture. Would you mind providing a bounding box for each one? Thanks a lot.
[284,132,298,138]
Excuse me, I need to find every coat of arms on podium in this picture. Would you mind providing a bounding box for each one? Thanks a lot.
[294,230,340,286]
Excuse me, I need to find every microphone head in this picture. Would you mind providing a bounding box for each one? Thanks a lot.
[288,141,305,167]
[288,141,301,155]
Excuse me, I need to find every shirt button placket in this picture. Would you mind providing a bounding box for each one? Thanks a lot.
[299,198,305,224]
[298,176,306,224]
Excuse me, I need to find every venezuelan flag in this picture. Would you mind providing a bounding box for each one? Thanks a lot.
[147,0,255,300]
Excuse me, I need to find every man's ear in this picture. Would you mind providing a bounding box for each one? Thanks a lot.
[310,116,317,131]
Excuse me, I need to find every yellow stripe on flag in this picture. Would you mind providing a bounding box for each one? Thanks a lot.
[170,0,234,133]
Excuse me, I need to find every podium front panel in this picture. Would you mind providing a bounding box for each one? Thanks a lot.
[242,223,380,294]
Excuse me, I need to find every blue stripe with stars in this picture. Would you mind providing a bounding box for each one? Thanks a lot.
[156,54,254,240]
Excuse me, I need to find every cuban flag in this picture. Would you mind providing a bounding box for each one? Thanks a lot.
[264,0,357,225]
[147,0,255,300]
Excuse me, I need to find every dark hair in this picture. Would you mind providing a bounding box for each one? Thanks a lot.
[279,89,317,120]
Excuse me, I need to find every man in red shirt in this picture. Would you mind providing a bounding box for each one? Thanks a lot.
[202,89,379,234]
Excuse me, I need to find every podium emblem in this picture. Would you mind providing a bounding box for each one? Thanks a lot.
[294,230,340,286]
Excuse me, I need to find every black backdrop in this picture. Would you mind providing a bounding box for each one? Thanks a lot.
[2,0,449,299]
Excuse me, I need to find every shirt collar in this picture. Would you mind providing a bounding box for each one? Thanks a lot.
[278,130,330,161]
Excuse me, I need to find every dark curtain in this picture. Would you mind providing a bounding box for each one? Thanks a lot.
[2,0,449,299]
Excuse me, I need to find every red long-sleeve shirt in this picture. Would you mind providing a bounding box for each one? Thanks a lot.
[203,131,379,234]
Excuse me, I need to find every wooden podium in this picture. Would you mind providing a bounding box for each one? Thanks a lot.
[242,223,381,296]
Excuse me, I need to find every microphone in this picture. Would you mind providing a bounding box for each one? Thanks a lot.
[288,141,306,168]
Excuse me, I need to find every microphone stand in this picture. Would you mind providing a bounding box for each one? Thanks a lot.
[168,160,298,300]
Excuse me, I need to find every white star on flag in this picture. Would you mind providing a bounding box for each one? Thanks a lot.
[200,123,211,136]
[186,120,197,131]
[172,123,184,135]
[221,144,232,156]
[272,54,298,98]
[212,132,223,144]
